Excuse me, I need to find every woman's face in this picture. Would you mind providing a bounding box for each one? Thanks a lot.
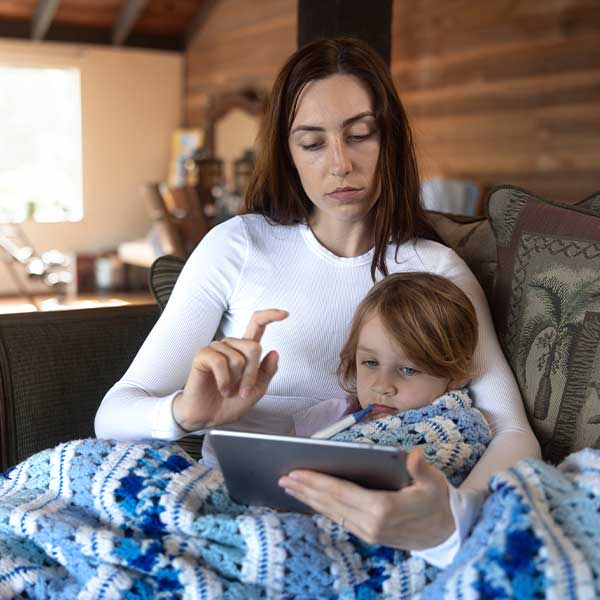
[288,74,381,228]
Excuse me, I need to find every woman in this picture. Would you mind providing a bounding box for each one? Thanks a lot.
[95,38,540,565]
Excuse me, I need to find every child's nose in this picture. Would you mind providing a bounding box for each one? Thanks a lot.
[372,376,396,396]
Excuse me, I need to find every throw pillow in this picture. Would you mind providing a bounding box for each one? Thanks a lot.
[427,211,496,304]
[487,184,600,463]
[149,254,185,311]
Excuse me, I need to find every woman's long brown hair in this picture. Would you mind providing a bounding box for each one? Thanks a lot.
[245,37,439,280]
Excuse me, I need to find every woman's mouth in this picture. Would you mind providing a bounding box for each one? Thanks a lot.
[327,187,363,200]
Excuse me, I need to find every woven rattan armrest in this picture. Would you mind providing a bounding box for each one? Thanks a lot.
[0,304,160,470]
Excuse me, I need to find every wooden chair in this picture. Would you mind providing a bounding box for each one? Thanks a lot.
[140,183,187,258]
[158,184,211,257]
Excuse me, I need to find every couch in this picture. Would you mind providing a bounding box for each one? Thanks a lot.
[1,184,600,472]
[0,304,160,471]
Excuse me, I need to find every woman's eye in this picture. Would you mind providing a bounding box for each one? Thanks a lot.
[300,142,323,151]
[362,360,378,368]
[400,367,417,376]
[347,133,370,143]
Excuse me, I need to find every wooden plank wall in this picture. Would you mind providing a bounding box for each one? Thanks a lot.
[185,0,600,203]
[184,0,296,127]
[394,0,600,203]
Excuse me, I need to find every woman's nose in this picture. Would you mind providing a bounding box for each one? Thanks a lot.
[329,139,352,177]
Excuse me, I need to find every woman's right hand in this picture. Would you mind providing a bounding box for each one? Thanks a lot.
[172,309,288,432]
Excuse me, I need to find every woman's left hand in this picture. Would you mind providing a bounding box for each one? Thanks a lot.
[278,447,454,550]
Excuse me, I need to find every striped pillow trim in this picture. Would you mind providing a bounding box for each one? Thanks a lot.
[149,255,185,311]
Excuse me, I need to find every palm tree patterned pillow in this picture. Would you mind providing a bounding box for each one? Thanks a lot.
[487,185,600,463]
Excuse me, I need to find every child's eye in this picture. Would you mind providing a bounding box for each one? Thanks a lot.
[400,367,417,376]
[362,360,378,368]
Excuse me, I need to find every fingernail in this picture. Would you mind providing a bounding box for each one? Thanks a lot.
[283,487,296,497]
[241,386,254,399]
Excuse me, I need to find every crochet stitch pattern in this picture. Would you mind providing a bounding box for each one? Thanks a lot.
[0,390,495,598]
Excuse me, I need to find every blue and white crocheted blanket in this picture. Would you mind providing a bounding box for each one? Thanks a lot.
[3,390,595,598]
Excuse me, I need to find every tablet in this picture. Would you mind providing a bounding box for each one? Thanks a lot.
[208,429,410,512]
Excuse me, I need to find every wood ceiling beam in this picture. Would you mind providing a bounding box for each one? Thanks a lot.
[185,0,219,48]
[31,0,61,41]
[112,0,150,46]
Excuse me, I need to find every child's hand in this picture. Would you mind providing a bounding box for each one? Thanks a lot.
[173,309,288,432]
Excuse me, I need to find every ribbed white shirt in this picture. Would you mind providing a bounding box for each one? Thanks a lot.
[95,214,540,565]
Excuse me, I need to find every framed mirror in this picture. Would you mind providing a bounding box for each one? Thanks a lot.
[188,85,268,223]
[204,85,268,188]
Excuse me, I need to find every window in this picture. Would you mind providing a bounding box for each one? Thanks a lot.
[0,66,82,223]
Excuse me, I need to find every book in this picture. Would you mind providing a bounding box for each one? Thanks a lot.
[167,128,204,187]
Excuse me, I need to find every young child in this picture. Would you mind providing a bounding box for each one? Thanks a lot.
[194,271,482,468]
[293,271,479,438]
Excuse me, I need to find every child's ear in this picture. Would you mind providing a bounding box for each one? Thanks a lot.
[446,377,470,391]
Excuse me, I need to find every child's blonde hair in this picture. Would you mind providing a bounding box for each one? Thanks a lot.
[337,272,478,393]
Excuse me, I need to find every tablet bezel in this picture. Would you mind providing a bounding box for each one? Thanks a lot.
[208,429,410,512]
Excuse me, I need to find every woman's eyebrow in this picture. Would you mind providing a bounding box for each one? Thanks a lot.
[290,111,375,135]
[342,111,375,127]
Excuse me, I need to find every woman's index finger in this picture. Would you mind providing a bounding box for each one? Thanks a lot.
[243,309,289,341]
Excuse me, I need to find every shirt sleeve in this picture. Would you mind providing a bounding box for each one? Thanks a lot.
[413,242,541,561]
[431,244,541,484]
[94,217,249,441]
[411,482,486,568]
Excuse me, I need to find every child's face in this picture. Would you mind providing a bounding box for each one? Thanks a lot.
[355,313,454,412]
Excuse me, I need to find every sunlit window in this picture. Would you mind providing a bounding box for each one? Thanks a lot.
[0,66,82,223]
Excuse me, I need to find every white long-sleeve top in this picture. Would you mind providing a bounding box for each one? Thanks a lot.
[95,214,540,565]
